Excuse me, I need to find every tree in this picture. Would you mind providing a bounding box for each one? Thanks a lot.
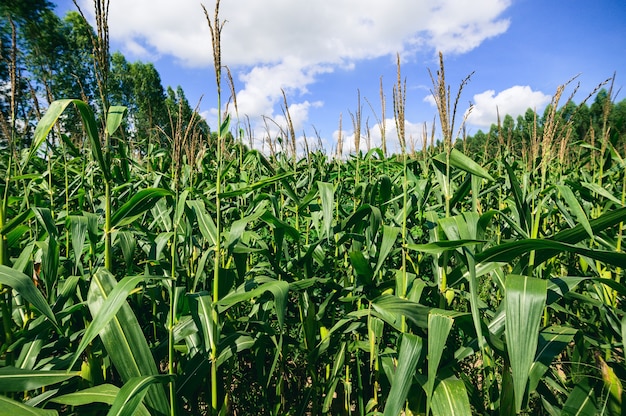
[590,89,612,133]
[571,102,590,143]
[0,0,56,148]
[108,52,170,152]
[609,99,626,149]
[129,60,168,137]
[54,11,98,104]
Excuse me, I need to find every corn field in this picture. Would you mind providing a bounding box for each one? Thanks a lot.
[2,3,626,416]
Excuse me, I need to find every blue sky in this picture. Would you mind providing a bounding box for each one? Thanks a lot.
[52,0,626,155]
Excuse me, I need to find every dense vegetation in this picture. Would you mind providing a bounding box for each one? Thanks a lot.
[457,86,626,169]
[2,1,626,415]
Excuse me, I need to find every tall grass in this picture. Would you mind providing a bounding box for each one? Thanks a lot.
[1,4,626,416]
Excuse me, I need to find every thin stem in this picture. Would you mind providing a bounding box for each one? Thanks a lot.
[104,180,112,271]
[203,2,225,414]
[169,188,178,416]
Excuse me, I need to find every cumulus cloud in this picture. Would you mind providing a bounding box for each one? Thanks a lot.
[77,0,512,142]
[234,57,332,123]
[82,0,511,68]
[467,86,552,128]
[424,0,511,54]
[332,118,429,157]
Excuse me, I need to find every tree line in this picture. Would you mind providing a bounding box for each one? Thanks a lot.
[2,0,624,164]
[457,87,626,167]
[0,0,210,155]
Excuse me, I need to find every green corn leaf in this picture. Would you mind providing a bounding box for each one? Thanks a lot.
[430,377,472,416]
[68,215,88,267]
[32,208,60,295]
[383,333,423,416]
[70,271,148,370]
[218,278,289,329]
[106,375,173,416]
[349,250,373,280]
[150,198,172,232]
[371,294,430,329]
[441,214,485,349]
[30,99,109,181]
[219,113,230,138]
[368,315,384,371]
[427,313,454,412]
[226,202,267,250]
[106,105,128,137]
[173,189,189,230]
[29,99,73,170]
[477,238,626,268]
[216,332,256,366]
[556,184,593,239]
[433,148,495,181]
[342,204,375,231]
[15,338,44,370]
[528,326,577,393]
[32,208,58,238]
[0,265,59,330]
[322,343,346,413]
[504,159,531,234]
[373,225,400,277]
[407,239,485,254]
[86,269,170,416]
[504,274,547,413]
[187,200,217,245]
[73,99,108,179]
[110,188,174,229]
[561,381,597,416]
[0,367,79,392]
[318,181,334,240]
[59,131,80,156]
[622,316,626,363]
[260,211,300,240]
[117,231,137,271]
[219,171,294,198]
[52,275,81,313]
[0,395,58,416]
[371,295,467,331]
[188,292,217,353]
[581,181,623,206]
[550,206,626,246]
[50,384,150,416]
[0,209,34,237]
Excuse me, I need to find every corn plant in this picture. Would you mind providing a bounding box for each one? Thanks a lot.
[2,3,626,415]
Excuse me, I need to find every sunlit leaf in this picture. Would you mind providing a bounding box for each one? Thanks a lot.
[0,395,58,416]
[0,265,59,330]
[111,188,174,229]
[50,384,151,416]
[505,274,547,413]
[383,333,423,416]
[0,367,79,392]
[431,377,472,416]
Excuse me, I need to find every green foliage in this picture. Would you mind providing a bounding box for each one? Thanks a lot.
[2,5,626,416]
[3,93,625,415]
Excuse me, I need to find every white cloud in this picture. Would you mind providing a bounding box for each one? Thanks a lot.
[234,57,331,122]
[83,0,511,68]
[332,118,429,157]
[467,86,552,128]
[424,0,511,54]
[77,0,512,145]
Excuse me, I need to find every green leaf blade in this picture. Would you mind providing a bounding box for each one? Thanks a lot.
[504,274,547,413]
[0,367,79,392]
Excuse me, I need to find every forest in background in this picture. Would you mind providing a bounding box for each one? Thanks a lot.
[3,0,626,159]
[1,0,210,156]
